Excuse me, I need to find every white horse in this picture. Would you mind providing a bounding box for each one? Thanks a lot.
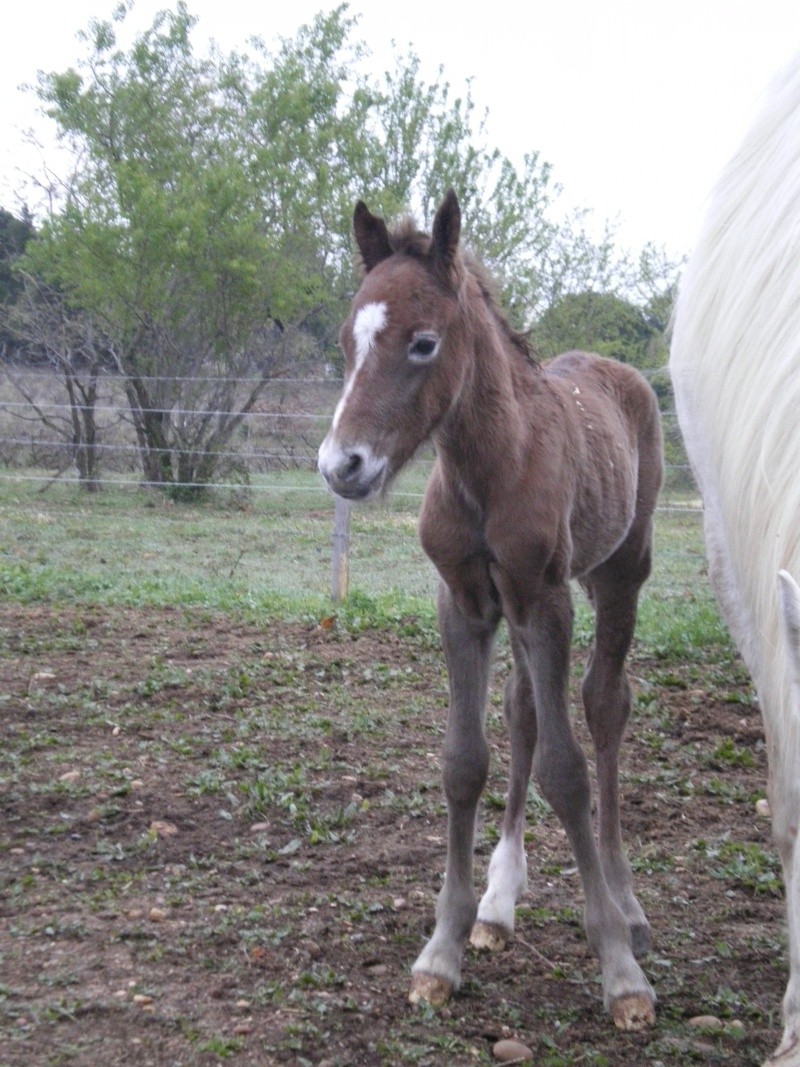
[670,53,800,1067]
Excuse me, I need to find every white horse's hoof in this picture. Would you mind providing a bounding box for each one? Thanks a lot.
[611,992,656,1031]
[766,1033,800,1067]
[470,920,510,952]
[408,972,452,1007]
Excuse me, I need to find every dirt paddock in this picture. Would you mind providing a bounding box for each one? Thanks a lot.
[0,606,786,1065]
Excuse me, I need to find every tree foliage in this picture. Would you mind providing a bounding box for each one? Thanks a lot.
[7,1,678,494]
[24,3,359,492]
[533,290,658,366]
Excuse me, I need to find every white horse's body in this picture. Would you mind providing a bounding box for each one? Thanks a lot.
[670,53,800,1067]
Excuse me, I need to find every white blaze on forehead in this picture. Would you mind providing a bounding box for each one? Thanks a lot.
[352,301,387,367]
[332,301,388,431]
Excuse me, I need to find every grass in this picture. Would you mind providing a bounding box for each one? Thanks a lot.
[0,467,722,657]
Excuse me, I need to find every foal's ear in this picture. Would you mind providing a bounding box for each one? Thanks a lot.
[353,201,393,273]
[431,188,461,279]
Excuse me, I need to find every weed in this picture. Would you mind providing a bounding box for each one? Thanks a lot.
[196,1034,244,1057]
[709,737,756,769]
[692,836,782,896]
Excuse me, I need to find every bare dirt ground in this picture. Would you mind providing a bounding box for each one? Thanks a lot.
[0,605,787,1066]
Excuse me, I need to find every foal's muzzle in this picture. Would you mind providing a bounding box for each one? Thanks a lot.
[317,435,388,501]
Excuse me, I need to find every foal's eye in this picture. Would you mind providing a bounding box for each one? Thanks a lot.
[408,333,440,363]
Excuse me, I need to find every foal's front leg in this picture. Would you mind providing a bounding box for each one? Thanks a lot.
[409,581,498,1006]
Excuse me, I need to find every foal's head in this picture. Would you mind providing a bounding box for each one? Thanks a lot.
[318,189,467,500]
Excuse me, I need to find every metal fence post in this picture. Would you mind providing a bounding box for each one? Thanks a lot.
[331,495,351,602]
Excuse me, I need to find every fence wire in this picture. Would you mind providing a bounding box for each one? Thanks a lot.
[0,369,702,601]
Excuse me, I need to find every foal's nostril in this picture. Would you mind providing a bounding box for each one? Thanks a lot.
[343,451,363,480]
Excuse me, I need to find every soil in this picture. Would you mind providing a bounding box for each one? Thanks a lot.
[0,605,787,1066]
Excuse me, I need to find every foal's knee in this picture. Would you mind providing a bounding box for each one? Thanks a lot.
[533,740,591,820]
[582,670,632,750]
[442,739,490,808]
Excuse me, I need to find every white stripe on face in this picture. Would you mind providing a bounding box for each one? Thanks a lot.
[332,301,388,431]
[353,301,388,367]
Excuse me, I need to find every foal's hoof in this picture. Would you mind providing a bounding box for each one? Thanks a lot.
[470,920,509,952]
[611,992,656,1032]
[408,972,452,1008]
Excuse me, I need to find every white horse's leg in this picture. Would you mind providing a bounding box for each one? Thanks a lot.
[767,829,800,1066]
[766,574,800,1066]
[409,581,498,1006]
[471,663,535,951]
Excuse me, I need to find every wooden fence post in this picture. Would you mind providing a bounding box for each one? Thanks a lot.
[331,495,351,602]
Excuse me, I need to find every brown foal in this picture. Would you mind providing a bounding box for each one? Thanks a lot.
[318,189,663,1031]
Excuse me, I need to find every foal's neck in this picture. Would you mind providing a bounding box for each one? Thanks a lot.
[434,290,535,506]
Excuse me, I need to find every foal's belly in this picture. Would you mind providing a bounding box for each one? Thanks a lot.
[568,453,639,579]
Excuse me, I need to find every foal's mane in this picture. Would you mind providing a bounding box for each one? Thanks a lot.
[383,216,537,367]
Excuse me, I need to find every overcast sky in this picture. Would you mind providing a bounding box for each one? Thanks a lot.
[1,0,799,258]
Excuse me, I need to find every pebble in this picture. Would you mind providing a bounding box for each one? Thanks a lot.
[59,770,81,783]
[493,1038,534,1062]
[132,994,153,1006]
[29,671,56,692]
[148,907,168,922]
[149,820,178,838]
[756,798,771,818]
[250,822,269,833]
[689,1015,724,1030]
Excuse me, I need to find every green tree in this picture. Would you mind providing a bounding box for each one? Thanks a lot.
[362,53,678,335]
[16,1,680,495]
[25,3,365,493]
[532,290,658,366]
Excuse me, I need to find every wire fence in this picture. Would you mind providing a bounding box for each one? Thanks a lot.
[0,367,694,487]
[0,367,700,601]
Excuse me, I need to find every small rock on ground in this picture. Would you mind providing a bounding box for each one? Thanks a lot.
[493,1038,534,1062]
[688,1014,724,1030]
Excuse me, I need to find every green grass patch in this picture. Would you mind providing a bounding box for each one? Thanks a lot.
[0,469,726,656]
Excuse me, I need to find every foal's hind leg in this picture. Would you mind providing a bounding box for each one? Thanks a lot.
[507,577,655,1031]
[582,541,653,958]
[471,660,536,951]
